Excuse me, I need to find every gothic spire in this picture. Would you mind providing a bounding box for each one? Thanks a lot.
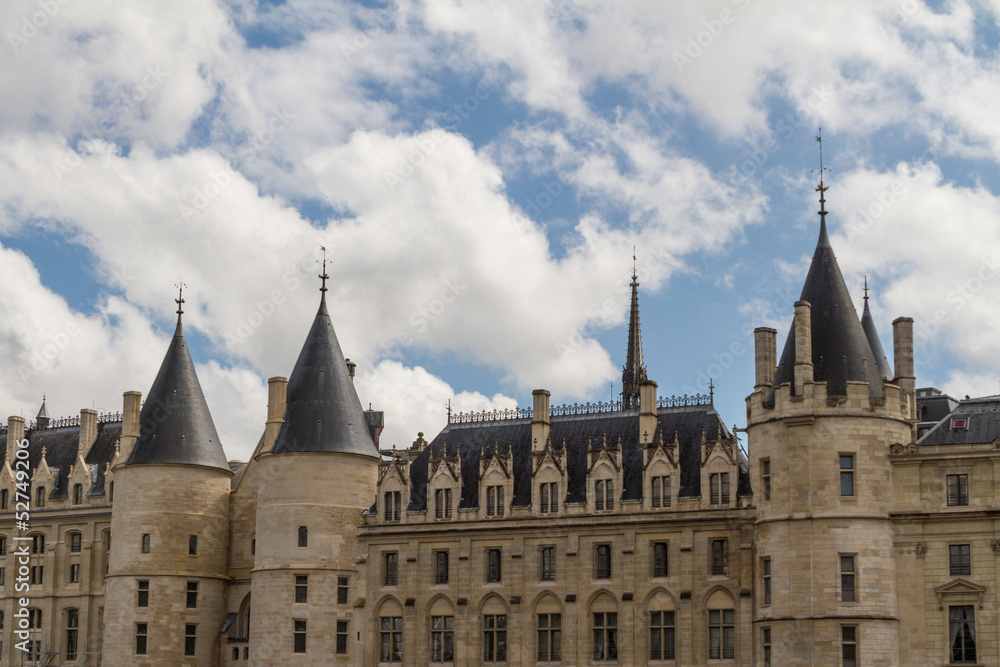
[622,251,648,409]
[860,276,893,381]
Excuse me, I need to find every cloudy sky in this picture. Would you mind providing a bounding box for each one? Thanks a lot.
[3,0,1000,461]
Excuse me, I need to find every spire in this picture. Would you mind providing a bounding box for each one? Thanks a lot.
[35,395,50,428]
[860,277,893,381]
[174,282,185,334]
[126,291,229,470]
[272,256,378,457]
[622,249,648,409]
[770,144,885,398]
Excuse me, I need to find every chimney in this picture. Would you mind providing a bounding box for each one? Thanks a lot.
[263,377,288,453]
[346,359,357,380]
[531,390,551,453]
[754,327,777,389]
[638,381,658,444]
[793,301,814,394]
[6,416,25,461]
[78,409,97,459]
[119,391,142,462]
[892,317,916,417]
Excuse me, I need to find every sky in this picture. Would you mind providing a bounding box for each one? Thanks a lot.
[3,0,1000,461]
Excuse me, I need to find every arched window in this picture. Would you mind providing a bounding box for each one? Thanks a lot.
[65,608,79,660]
[590,593,618,661]
[377,598,403,664]
[706,588,736,660]
[535,594,562,663]
[647,590,676,661]
[428,597,455,664]
[481,595,508,664]
[237,593,252,639]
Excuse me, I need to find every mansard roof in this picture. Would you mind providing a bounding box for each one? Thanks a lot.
[771,219,885,397]
[405,402,739,513]
[126,315,229,470]
[271,293,378,458]
[917,395,1000,446]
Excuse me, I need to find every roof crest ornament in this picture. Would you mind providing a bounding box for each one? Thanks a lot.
[319,245,329,295]
[813,128,831,231]
[174,281,186,332]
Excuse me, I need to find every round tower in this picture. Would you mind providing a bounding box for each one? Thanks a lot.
[103,291,232,666]
[747,181,914,665]
[250,265,379,665]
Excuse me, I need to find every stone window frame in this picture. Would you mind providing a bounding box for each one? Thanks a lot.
[841,625,858,667]
[839,553,857,604]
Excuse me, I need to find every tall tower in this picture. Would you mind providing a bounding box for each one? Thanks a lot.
[250,259,379,665]
[104,288,232,666]
[747,167,913,665]
[621,256,648,409]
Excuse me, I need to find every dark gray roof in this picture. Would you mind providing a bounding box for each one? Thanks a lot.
[917,395,1000,446]
[407,404,740,512]
[771,221,884,398]
[272,295,378,457]
[126,317,229,470]
[917,390,959,426]
[860,297,892,381]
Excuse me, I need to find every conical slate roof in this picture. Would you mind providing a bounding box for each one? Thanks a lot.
[771,219,884,397]
[126,314,229,470]
[271,293,377,457]
[861,293,893,381]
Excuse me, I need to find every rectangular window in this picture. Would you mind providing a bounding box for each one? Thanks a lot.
[595,479,614,511]
[293,619,306,654]
[842,625,857,667]
[949,544,971,576]
[70,533,81,552]
[537,613,561,662]
[541,546,556,582]
[592,612,617,661]
[69,563,80,583]
[36,486,45,508]
[30,565,43,585]
[384,490,401,522]
[142,533,150,553]
[0,536,6,555]
[184,624,196,656]
[710,472,731,505]
[762,627,771,667]
[73,483,83,505]
[840,555,856,602]
[761,459,771,501]
[431,615,454,663]
[652,542,668,578]
[435,488,453,519]
[337,576,349,604]
[540,482,558,514]
[711,539,728,576]
[487,549,502,583]
[295,575,308,603]
[949,605,976,663]
[947,474,969,506]
[336,620,348,654]
[1,489,7,509]
[595,544,612,580]
[187,581,198,608]
[380,616,403,663]
[66,609,79,660]
[188,535,198,555]
[135,623,148,655]
[708,609,735,659]
[435,551,449,584]
[651,475,671,508]
[0,567,5,586]
[31,534,44,554]
[840,455,855,496]
[137,580,149,607]
[383,552,398,586]
[298,525,308,547]
[483,614,507,662]
[762,557,771,605]
[487,485,505,517]
[649,610,675,660]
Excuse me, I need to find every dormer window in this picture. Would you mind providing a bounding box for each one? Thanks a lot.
[951,417,969,431]
[595,479,614,512]
[383,491,401,522]
[434,488,453,519]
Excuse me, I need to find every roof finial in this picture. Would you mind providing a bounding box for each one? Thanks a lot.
[632,245,637,282]
[708,377,716,403]
[813,128,830,224]
[319,246,329,295]
[863,275,869,301]
[174,282,186,331]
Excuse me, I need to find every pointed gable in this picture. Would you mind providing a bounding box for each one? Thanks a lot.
[271,292,377,458]
[126,312,229,470]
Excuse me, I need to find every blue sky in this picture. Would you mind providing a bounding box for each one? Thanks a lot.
[3,0,1000,460]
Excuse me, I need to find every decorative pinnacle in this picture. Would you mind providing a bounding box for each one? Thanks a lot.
[813,128,830,220]
[863,275,869,301]
[319,246,329,293]
[632,245,638,282]
[708,377,716,403]
[174,282,186,327]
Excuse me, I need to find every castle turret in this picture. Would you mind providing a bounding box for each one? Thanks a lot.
[748,165,908,665]
[251,259,379,665]
[103,288,232,666]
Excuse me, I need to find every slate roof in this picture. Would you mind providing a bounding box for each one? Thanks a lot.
[406,404,742,512]
[860,296,893,381]
[917,389,959,426]
[272,293,378,458]
[125,316,229,470]
[917,395,1000,446]
[771,220,885,398]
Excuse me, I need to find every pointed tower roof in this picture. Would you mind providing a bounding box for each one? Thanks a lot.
[271,256,377,457]
[860,277,893,381]
[621,253,648,409]
[126,287,229,470]
[771,161,884,398]
[36,395,49,420]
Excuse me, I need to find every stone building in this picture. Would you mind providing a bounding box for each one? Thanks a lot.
[0,182,997,665]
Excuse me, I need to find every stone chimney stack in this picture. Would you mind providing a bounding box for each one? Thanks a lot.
[531,389,551,453]
[793,301,814,394]
[754,327,777,389]
[119,391,142,462]
[263,377,288,453]
[638,381,658,444]
[892,317,916,419]
[6,416,25,461]
[79,409,97,458]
